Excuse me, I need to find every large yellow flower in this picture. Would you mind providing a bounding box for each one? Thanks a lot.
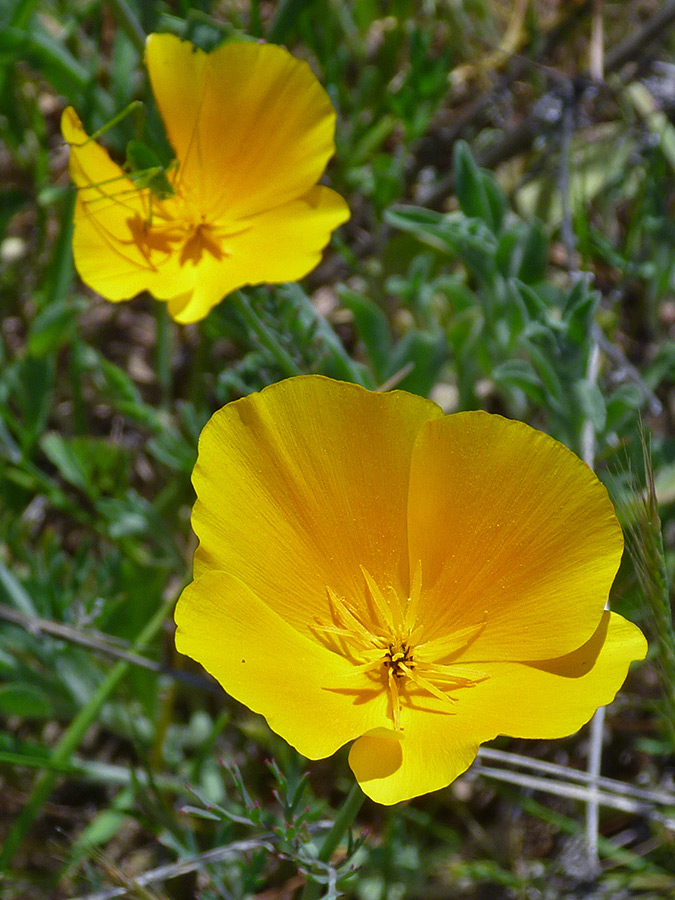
[175,376,646,804]
[61,34,349,323]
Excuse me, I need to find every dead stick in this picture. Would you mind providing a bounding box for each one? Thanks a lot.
[0,602,220,695]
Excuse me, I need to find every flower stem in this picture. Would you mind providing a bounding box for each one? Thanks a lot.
[232,291,303,378]
[156,303,172,410]
[301,781,365,900]
[107,0,146,56]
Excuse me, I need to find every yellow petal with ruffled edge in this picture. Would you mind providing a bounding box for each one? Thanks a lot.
[166,185,349,323]
[349,612,646,804]
[62,107,194,302]
[469,611,647,738]
[407,411,624,661]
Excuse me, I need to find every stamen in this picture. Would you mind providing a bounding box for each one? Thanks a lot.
[388,667,401,730]
[316,571,490,732]
[330,659,384,678]
[423,663,489,684]
[403,666,459,710]
[360,566,398,632]
[386,585,405,631]
[311,623,363,641]
[326,587,384,643]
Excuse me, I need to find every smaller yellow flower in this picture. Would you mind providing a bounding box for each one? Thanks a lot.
[175,376,647,804]
[62,34,349,323]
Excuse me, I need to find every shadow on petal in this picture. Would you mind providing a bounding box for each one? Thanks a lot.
[349,728,404,781]
[528,612,610,678]
[323,684,385,707]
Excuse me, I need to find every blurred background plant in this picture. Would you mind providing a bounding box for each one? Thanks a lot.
[1,0,674,898]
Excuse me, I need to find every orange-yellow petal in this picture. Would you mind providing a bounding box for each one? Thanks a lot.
[64,36,348,319]
[62,106,154,299]
[407,412,624,661]
[191,376,443,634]
[464,611,647,739]
[349,723,480,805]
[176,378,645,805]
[175,571,388,758]
[61,107,194,302]
[167,184,349,323]
[62,107,139,201]
[145,34,340,222]
[349,611,646,804]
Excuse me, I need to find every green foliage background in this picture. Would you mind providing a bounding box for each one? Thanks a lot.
[1,0,674,898]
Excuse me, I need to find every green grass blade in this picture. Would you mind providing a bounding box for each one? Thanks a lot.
[268,0,318,42]
[0,557,37,616]
[626,433,675,749]
[106,0,146,56]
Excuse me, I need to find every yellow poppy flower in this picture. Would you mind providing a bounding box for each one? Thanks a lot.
[61,34,349,323]
[175,376,647,804]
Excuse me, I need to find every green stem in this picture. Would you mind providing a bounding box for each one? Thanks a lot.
[0,597,174,870]
[300,781,365,900]
[268,0,318,42]
[49,187,75,307]
[107,0,146,56]
[0,0,42,102]
[249,0,263,37]
[232,291,303,378]
[69,337,87,435]
[156,303,172,409]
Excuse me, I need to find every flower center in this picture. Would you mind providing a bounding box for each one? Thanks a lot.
[179,222,226,265]
[125,180,250,269]
[312,562,489,731]
[384,641,414,678]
